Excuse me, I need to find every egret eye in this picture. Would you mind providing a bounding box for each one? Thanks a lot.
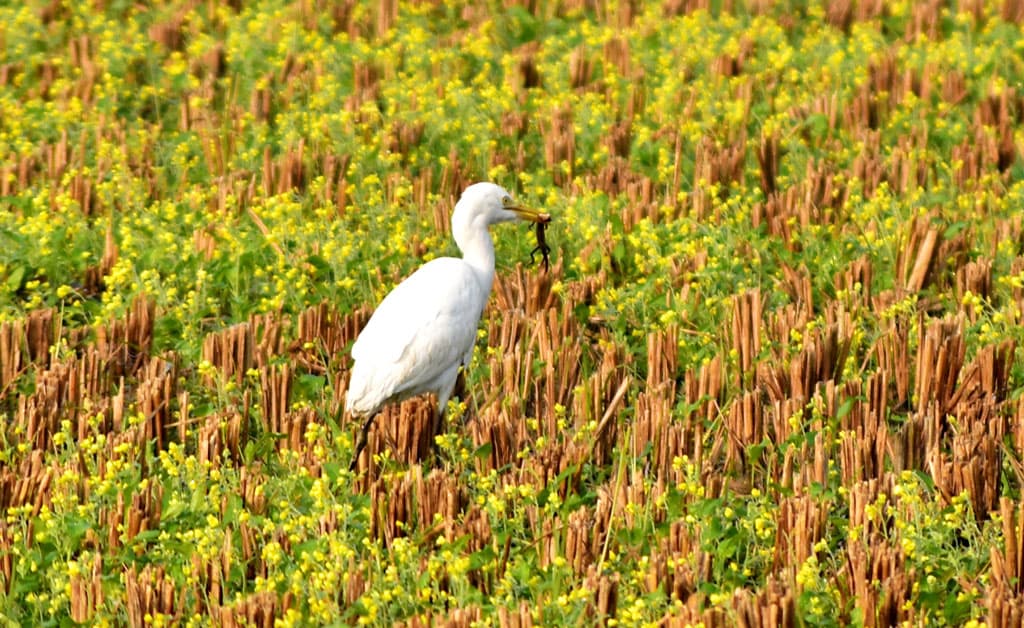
[502,196,513,206]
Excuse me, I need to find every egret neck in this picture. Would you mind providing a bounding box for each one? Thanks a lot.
[451,206,497,295]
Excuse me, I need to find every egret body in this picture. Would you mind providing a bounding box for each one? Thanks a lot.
[345,182,550,470]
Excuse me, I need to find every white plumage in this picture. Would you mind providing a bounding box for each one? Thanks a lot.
[346,182,550,470]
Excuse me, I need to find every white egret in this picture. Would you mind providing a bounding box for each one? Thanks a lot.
[345,182,551,470]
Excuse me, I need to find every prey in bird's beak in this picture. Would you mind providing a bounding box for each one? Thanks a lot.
[501,195,552,270]
[530,220,551,271]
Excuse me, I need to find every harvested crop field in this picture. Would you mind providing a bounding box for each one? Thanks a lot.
[3,0,1024,625]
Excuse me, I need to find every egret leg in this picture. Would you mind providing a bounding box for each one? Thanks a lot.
[452,369,479,425]
[431,400,447,447]
[452,370,468,412]
[349,411,379,472]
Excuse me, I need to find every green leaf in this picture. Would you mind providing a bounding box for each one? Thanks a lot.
[612,241,626,264]
[473,442,493,461]
[805,113,829,139]
[835,397,855,420]
[717,532,739,559]
[295,374,325,400]
[245,431,284,463]
[322,461,341,484]
[468,546,497,571]
[944,221,969,239]
[306,253,332,276]
[5,265,25,293]
[66,518,91,545]
[222,494,243,526]
[132,529,161,544]
[746,440,768,467]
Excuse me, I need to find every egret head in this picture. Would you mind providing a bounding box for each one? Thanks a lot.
[455,182,551,226]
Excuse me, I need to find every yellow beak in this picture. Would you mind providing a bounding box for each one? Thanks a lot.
[506,204,551,223]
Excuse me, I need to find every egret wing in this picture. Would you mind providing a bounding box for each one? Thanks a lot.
[351,258,485,372]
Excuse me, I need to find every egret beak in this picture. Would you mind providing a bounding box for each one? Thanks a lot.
[505,203,551,223]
